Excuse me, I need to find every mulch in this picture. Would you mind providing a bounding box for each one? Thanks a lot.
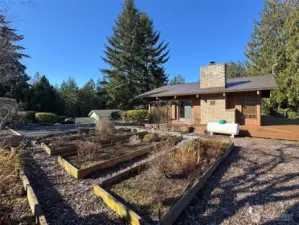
[23,136,299,225]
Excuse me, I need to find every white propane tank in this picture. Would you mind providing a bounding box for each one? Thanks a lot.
[207,122,240,138]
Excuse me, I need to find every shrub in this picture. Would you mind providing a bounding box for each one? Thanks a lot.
[77,141,101,162]
[287,111,299,119]
[111,111,121,120]
[35,112,59,124]
[181,126,194,133]
[121,110,149,124]
[153,139,230,178]
[96,119,116,135]
[25,111,36,123]
[153,148,197,178]
[143,133,160,143]
[129,135,141,145]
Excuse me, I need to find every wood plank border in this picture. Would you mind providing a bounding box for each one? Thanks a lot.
[41,131,148,156]
[58,142,159,179]
[93,142,234,225]
[93,184,149,225]
[20,171,49,225]
[159,142,234,225]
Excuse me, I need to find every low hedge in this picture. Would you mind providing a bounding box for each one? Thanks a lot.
[35,112,59,124]
[121,110,149,124]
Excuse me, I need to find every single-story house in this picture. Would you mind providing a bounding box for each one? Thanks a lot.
[88,109,121,121]
[137,63,277,126]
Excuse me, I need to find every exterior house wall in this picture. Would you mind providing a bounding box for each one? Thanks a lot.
[226,91,261,126]
[192,98,201,124]
[200,94,235,124]
[200,64,226,88]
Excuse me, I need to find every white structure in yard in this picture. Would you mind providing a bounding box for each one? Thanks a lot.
[88,109,120,121]
[207,122,240,138]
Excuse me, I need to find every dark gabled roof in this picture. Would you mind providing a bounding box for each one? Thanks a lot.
[137,75,277,99]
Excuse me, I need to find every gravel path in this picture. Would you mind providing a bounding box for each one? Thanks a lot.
[176,137,299,225]
[24,137,299,225]
[24,145,149,225]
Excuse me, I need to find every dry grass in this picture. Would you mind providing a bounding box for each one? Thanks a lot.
[109,138,231,223]
[153,138,230,179]
[77,141,101,162]
[143,133,160,143]
[96,119,116,136]
[0,147,31,224]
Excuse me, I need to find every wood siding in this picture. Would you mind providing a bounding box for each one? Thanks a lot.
[192,98,201,124]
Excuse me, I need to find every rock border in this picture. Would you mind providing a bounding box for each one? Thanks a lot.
[93,142,234,225]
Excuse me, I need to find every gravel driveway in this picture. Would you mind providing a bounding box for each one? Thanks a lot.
[24,137,299,225]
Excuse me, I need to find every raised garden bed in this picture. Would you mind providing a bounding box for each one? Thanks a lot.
[58,134,182,179]
[20,171,48,225]
[93,139,234,225]
[41,130,147,156]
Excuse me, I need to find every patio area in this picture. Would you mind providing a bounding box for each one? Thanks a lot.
[171,115,299,141]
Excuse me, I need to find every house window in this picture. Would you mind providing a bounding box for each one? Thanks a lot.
[210,100,215,105]
[243,96,257,119]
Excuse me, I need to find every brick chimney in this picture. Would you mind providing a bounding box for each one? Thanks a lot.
[200,62,226,88]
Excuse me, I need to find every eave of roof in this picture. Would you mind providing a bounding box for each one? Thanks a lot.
[137,75,277,99]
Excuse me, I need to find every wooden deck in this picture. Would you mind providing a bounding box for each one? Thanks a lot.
[171,120,299,141]
[240,125,299,141]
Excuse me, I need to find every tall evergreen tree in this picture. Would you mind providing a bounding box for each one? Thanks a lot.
[101,0,170,109]
[169,74,185,85]
[96,77,108,109]
[0,14,28,85]
[60,77,79,116]
[276,3,299,110]
[226,61,248,78]
[30,75,64,114]
[101,0,140,109]
[246,0,299,112]
[77,79,98,116]
[137,12,169,92]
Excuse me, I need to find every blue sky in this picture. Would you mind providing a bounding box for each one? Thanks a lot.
[6,0,264,86]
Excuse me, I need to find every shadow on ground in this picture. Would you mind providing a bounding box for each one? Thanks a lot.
[22,147,125,225]
[176,143,299,225]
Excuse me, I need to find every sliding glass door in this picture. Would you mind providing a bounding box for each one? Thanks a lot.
[179,100,193,122]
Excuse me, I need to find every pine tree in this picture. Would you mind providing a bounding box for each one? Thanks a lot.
[276,3,299,110]
[226,61,248,78]
[101,0,140,109]
[137,12,169,92]
[30,75,64,114]
[96,77,108,109]
[0,14,28,84]
[60,77,79,116]
[246,0,299,112]
[101,0,170,109]
[170,74,185,85]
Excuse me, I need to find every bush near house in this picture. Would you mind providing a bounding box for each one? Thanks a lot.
[35,112,59,124]
[121,110,149,124]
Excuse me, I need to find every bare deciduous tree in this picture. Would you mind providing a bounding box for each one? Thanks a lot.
[0,97,23,129]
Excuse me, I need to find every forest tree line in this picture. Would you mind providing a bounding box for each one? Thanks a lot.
[0,0,298,118]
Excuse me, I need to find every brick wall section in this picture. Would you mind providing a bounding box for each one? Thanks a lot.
[200,95,235,124]
[200,64,226,88]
